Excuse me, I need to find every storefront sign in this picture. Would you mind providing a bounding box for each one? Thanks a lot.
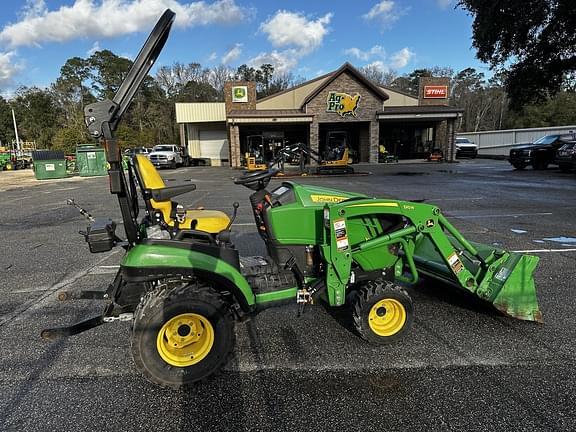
[424,85,448,99]
[326,92,361,117]
[232,86,248,102]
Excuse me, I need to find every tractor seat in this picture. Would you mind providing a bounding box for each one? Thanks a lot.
[133,155,230,233]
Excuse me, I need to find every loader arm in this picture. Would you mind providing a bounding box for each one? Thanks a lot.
[320,198,542,322]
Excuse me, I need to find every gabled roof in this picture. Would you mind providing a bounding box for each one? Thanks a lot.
[256,72,333,104]
[300,62,390,109]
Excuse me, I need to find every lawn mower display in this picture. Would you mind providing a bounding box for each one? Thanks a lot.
[41,9,542,390]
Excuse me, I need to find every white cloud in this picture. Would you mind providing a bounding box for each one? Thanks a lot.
[363,1,404,28]
[87,41,100,56]
[221,43,242,65]
[344,45,385,61]
[208,51,217,62]
[253,10,332,73]
[0,51,21,85]
[260,11,332,55]
[364,60,388,73]
[248,49,299,74]
[390,47,414,68]
[0,0,248,48]
[437,0,453,9]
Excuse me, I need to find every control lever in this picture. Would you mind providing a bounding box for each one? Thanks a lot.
[67,199,95,222]
[224,202,240,231]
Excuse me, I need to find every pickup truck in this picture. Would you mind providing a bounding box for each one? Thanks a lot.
[148,144,189,169]
[508,134,576,170]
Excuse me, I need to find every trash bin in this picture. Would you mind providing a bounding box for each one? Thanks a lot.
[31,150,67,180]
[76,144,108,177]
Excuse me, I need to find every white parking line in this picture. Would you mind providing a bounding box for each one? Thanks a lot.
[429,197,484,201]
[451,212,552,219]
[512,248,576,253]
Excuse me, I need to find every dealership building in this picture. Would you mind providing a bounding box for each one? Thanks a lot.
[175,63,463,167]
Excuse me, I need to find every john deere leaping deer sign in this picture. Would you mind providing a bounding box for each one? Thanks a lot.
[326,91,361,117]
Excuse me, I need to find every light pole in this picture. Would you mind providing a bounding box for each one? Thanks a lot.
[11,108,20,152]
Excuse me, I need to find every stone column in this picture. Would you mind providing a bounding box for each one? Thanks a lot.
[435,120,447,155]
[309,121,319,166]
[228,124,241,168]
[446,119,455,162]
[369,120,379,163]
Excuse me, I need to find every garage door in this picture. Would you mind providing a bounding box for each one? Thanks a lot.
[199,129,228,160]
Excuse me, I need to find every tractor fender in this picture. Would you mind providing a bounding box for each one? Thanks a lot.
[121,243,256,311]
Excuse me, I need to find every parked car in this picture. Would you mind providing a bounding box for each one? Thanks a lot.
[455,137,478,158]
[148,144,189,168]
[555,142,576,172]
[508,134,576,170]
[125,147,152,157]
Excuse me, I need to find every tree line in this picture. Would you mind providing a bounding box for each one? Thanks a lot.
[1,49,575,154]
[360,65,576,132]
[0,50,304,154]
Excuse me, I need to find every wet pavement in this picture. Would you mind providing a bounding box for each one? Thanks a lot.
[0,159,575,431]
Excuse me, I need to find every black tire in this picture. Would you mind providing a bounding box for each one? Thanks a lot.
[352,280,413,345]
[559,164,571,172]
[170,160,177,169]
[511,162,526,170]
[131,282,235,390]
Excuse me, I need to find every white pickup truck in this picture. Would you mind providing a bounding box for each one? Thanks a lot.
[148,144,189,168]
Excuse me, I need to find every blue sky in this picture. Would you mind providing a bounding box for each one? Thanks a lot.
[0,0,488,94]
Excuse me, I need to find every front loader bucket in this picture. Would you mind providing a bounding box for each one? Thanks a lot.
[412,237,542,323]
[489,254,542,322]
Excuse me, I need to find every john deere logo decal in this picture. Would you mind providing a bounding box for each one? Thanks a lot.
[326,92,361,117]
[232,86,248,102]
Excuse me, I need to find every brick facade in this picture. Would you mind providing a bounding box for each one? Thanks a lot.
[418,77,450,107]
[224,81,256,113]
[304,71,384,163]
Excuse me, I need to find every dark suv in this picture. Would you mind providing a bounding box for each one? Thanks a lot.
[556,142,576,172]
[509,134,576,170]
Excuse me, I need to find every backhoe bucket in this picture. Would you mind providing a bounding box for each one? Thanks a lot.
[413,238,542,323]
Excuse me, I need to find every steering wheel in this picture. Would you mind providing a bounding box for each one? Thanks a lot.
[234,168,279,191]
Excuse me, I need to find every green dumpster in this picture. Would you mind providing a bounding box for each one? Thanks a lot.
[76,144,108,177]
[32,150,67,180]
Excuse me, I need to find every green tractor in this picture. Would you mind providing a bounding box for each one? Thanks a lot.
[42,10,542,390]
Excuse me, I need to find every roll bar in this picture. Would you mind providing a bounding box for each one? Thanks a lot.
[82,9,175,245]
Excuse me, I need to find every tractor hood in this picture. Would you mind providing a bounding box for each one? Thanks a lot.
[285,182,368,206]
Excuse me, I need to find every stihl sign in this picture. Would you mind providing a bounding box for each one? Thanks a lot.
[424,85,448,99]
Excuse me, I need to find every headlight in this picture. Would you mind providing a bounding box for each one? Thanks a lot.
[167,155,174,160]
[455,145,461,150]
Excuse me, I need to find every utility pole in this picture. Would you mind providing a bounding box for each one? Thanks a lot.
[11,108,20,152]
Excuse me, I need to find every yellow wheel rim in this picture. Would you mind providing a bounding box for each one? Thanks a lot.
[156,313,214,367]
[368,299,406,337]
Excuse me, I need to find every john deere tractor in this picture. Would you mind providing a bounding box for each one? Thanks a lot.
[42,10,542,390]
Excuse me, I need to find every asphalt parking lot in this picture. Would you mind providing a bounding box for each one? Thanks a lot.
[1,159,575,431]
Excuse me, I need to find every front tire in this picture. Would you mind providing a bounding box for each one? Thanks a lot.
[511,162,526,170]
[131,282,235,390]
[352,280,413,345]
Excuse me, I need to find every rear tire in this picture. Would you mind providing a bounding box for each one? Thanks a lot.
[131,282,235,390]
[352,280,413,345]
[559,164,571,172]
